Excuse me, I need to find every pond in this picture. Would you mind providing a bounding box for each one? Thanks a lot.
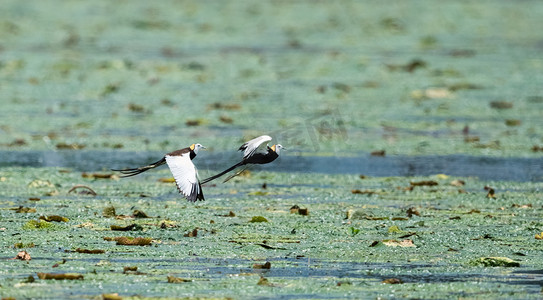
[1,0,543,299]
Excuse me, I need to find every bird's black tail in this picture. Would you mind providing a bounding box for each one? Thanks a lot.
[201,161,244,184]
[111,157,166,178]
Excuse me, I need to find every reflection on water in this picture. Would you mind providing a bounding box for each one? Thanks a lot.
[0,150,542,182]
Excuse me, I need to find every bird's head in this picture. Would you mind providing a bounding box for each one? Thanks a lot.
[271,144,285,154]
[190,143,206,154]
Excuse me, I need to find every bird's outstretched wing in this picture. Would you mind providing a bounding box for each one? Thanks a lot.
[239,135,272,159]
[165,153,204,202]
[111,157,166,178]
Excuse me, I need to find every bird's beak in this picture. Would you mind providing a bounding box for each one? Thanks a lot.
[201,146,207,150]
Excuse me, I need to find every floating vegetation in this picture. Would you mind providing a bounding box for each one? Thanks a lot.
[104,236,152,246]
[37,273,84,280]
[22,219,54,230]
[14,242,35,248]
[382,239,416,248]
[167,276,192,283]
[132,210,150,218]
[253,261,271,269]
[382,278,403,284]
[12,251,31,261]
[386,59,427,72]
[100,83,120,97]
[249,216,268,223]
[39,215,69,222]
[12,206,36,213]
[387,225,402,234]
[82,172,118,179]
[185,119,205,126]
[68,185,97,196]
[219,115,233,124]
[450,179,465,187]
[157,177,175,183]
[208,102,241,110]
[103,206,117,218]
[248,191,268,196]
[110,224,143,231]
[469,257,520,267]
[127,103,145,112]
[505,119,521,126]
[406,207,420,217]
[410,180,438,187]
[351,189,378,195]
[489,101,513,109]
[101,293,122,300]
[123,266,146,275]
[56,143,86,150]
[370,150,386,157]
[411,88,453,100]
[484,186,496,199]
[1,1,543,299]
[289,205,309,216]
[183,228,198,237]
[28,179,55,188]
[75,248,105,254]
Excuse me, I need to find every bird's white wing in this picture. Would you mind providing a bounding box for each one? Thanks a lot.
[240,135,272,159]
[165,153,201,201]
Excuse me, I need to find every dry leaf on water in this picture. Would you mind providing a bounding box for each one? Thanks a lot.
[406,207,420,217]
[39,215,69,222]
[410,180,438,187]
[75,248,105,254]
[484,186,496,199]
[370,150,386,156]
[104,237,152,246]
[13,251,31,261]
[132,210,150,218]
[12,206,36,213]
[37,273,84,280]
[184,228,198,237]
[253,261,271,269]
[167,276,192,283]
[382,278,403,284]
[102,293,123,300]
[450,179,465,187]
[351,189,377,195]
[110,224,142,231]
[67,185,97,196]
[382,239,416,247]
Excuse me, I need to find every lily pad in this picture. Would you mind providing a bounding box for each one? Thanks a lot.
[469,257,520,267]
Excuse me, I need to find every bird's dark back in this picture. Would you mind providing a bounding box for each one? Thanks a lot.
[244,151,278,165]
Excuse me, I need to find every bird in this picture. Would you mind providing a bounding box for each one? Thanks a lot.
[201,135,284,184]
[112,143,206,202]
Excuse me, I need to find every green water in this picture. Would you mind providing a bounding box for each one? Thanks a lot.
[1,168,543,298]
[1,0,543,299]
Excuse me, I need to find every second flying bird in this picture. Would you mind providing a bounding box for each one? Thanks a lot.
[201,135,284,184]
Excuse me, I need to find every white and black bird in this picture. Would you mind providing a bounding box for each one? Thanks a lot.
[201,135,284,184]
[112,143,206,202]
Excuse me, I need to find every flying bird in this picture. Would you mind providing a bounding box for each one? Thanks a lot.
[112,143,206,202]
[201,135,284,184]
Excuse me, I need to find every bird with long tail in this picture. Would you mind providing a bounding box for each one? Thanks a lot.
[201,135,284,184]
[112,143,206,202]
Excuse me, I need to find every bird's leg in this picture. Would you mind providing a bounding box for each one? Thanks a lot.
[223,167,250,183]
